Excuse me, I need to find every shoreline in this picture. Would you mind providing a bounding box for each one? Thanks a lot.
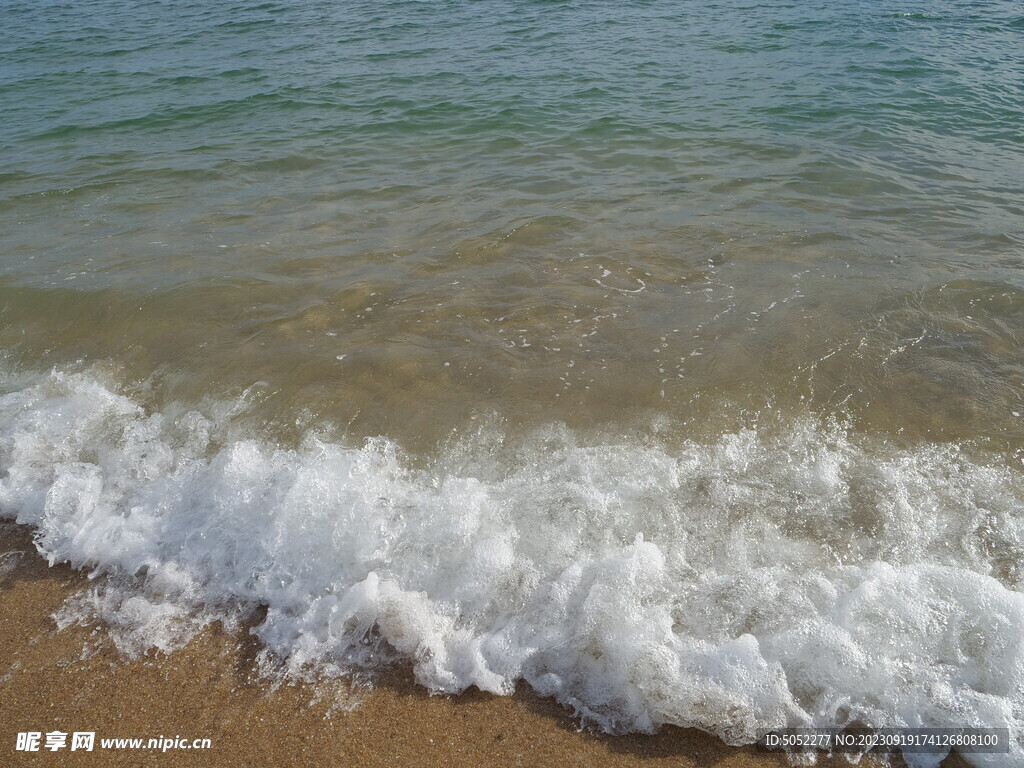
[1,522,963,768]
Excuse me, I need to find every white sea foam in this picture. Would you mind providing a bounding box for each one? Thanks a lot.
[2,366,1023,766]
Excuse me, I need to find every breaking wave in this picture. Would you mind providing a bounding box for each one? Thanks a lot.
[1,366,1023,767]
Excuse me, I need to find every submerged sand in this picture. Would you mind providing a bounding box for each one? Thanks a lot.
[0,524,964,768]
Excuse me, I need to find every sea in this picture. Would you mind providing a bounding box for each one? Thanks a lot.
[1,0,1023,764]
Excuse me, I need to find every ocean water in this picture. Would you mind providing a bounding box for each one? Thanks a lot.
[2,0,1023,764]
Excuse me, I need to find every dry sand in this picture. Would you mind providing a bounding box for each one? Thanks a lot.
[0,523,967,768]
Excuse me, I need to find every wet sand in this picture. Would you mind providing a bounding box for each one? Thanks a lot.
[0,523,965,768]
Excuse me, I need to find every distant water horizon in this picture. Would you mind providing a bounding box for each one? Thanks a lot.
[2,1,1023,764]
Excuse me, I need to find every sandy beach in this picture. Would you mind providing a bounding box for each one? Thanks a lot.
[1,523,968,768]
[4,0,1023,763]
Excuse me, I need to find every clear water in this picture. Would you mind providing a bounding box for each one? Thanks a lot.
[2,0,1023,764]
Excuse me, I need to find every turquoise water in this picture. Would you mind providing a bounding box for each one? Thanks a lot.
[4,1,1021,266]
[1,0,1023,443]
[2,1,1024,763]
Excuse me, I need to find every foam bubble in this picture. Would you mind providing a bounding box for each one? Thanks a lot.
[2,366,1023,765]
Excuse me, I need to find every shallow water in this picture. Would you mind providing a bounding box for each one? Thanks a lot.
[2,0,1023,764]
